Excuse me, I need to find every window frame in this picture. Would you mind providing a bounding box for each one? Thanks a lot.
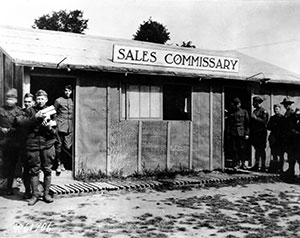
[120,82,192,121]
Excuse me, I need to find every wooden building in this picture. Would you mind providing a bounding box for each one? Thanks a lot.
[0,25,300,178]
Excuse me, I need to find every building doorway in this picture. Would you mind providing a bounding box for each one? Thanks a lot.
[224,87,252,168]
[30,76,75,175]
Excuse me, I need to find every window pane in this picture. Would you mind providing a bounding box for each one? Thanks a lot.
[150,86,161,118]
[140,86,150,118]
[128,85,140,118]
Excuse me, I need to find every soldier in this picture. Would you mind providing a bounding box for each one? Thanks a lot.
[267,104,284,173]
[227,97,250,170]
[0,88,23,195]
[20,93,34,199]
[54,85,73,173]
[291,108,300,177]
[249,96,269,172]
[17,90,56,205]
[281,97,296,179]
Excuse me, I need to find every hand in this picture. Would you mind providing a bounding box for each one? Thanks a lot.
[251,113,257,119]
[1,128,10,134]
[245,135,249,140]
[35,111,46,119]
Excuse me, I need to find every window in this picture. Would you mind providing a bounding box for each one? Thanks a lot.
[122,84,191,120]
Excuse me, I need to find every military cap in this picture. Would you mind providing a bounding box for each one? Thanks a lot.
[253,96,263,103]
[232,97,241,105]
[65,85,72,90]
[6,88,18,98]
[35,89,48,97]
[280,97,294,105]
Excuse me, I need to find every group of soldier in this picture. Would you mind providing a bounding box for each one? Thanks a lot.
[0,85,73,206]
[227,95,300,179]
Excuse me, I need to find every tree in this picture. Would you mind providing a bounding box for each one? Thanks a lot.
[33,10,88,34]
[133,18,170,44]
[180,41,196,48]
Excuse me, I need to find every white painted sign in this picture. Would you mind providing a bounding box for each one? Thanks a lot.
[113,45,239,73]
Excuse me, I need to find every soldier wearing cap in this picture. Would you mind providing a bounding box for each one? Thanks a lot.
[280,97,296,179]
[249,96,269,172]
[0,88,23,195]
[54,85,73,174]
[227,97,250,170]
[267,104,284,173]
[16,89,57,205]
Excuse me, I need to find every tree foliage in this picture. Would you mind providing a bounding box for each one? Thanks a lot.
[33,10,88,34]
[180,41,196,48]
[133,18,170,44]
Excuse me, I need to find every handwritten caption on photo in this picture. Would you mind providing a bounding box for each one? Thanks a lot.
[13,222,53,234]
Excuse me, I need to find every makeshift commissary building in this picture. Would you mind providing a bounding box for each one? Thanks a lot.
[0,25,300,178]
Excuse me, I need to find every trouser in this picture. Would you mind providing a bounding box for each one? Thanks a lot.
[27,146,55,198]
[27,146,55,176]
[230,136,246,167]
[3,146,19,190]
[57,131,72,168]
[251,131,267,169]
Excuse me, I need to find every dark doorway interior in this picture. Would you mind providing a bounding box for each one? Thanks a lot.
[224,87,251,167]
[31,76,75,172]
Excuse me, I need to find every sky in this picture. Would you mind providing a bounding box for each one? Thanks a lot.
[1,0,300,74]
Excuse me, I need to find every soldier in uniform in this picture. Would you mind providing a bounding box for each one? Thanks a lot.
[281,97,296,179]
[20,93,34,199]
[249,96,269,172]
[0,88,23,195]
[267,104,284,173]
[17,90,57,205]
[54,85,73,173]
[227,97,250,170]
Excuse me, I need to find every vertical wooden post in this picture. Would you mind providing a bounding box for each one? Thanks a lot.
[106,83,111,175]
[221,86,225,170]
[189,121,193,170]
[209,85,213,171]
[138,121,142,172]
[166,121,171,170]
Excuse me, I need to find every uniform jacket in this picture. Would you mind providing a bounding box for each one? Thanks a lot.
[54,96,73,133]
[251,107,269,135]
[267,113,284,146]
[282,107,295,140]
[0,105,23,147]
[228,107,250,137]
[16,105,57,151]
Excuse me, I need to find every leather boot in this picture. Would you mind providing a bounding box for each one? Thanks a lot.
[249,164,259,171]
[43,175,53,203]
[23,173,32,199]
[28,176,40,206]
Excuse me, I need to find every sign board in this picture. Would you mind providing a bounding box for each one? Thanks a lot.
[113,45,239,73]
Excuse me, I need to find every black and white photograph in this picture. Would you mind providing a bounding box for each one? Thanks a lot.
[0,0,300,237]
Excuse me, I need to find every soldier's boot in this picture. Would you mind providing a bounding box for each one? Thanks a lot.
[23,174,32,199]
[28,176,40,206]
[278,159,284,174]
[249,163,259,172]
[43,176,53,203]
[268,160,276,173]
[6,177,14,195]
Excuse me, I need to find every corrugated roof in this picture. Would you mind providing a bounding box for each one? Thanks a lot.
[0,25,299,84]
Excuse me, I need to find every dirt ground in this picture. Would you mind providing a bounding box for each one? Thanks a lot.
[0,181,300,238]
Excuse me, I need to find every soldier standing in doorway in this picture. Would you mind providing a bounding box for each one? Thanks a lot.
[54,85,73,173]
[227,97,250,170]
[249,96,269,172]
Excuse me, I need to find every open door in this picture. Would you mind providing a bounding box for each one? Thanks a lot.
[224,87,251,168]
[30,76,75,174]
